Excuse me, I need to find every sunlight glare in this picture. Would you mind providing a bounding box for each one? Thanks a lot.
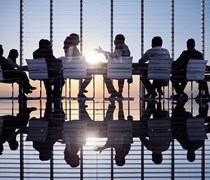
[86,51,106,64]
[86,137,99,146]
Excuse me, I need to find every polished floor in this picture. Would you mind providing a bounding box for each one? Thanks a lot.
[0,94,210,180]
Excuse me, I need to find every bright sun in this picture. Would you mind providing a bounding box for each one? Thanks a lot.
[86,51,106,64]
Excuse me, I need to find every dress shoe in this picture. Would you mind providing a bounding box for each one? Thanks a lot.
[109,92,119,98]
[18,94,27,99]
[29,85,36,90]
[117,93,123,98]
[24,90,32,94]
[26,107,37,113]
[171,93,181,99]
[171,92,188,99]
[181,92,188,99]
[78,92,87,98]
[144,92,157,98]
[151,92,158,98]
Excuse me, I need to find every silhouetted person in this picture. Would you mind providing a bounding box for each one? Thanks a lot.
[63,100,92,167]
[63,121,87,167]
[95,34,131,98]
[0,45,36,98]
[33,39,64,98]
[7,49,27,70]
[139,100,171,164]
[64,33,92,98]
[32,98,65,161]
[0,99,36,155]
[171,38,209,99]
[138,36,171,98]
[170,99,205,162]
[95,100,132,166]
[64,143,81,167]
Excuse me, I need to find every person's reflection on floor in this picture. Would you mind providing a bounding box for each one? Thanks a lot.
[78,100,93,121]
[63,100,91,167]
[171,99,206,162]
[139,100,171,164]
[197,100,209,119]
[64,143,81,167]
[95,100,133,166]
[0,100,36,155]
[32,99,65,161]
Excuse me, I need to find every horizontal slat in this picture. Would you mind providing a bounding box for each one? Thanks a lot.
[61,56,87,79]
[107,57,133,79]
[147,58,172,80]
[26,58,49,80]
[186,59,207,80]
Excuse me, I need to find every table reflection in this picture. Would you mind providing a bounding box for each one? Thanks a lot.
[0,98,210,168]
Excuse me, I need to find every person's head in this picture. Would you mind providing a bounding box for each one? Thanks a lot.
[8,138,19,151]
[33,142,53,161]
[39,39,52,49]
[152,152,163,164]
[69,33,80,46]
[187,38,195,50]
[8,49,19,59]
[114,34,125,45]
[64,149,80,167]
[63,36,71,51]
[115,154,126,166]
[152,36,163,48]
[39,150,52,161]
[0,44,3,56]
[187,150,196,162]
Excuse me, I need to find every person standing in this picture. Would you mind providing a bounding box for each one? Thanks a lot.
[138,36,171,98]
[33,39,64,98]
[170,38,209,99]
[95,34,131,98]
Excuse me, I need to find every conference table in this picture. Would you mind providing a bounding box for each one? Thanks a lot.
[87,62,145,75]
[87,62,210,81]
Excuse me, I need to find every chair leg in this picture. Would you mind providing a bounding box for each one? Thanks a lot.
[191,81,193,99]
[12,83,14,98]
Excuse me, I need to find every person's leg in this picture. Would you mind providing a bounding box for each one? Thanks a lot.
[104,76,118,98]
[140,70,157,98]
[104,100,116,121]
[53,78,65,98]
[21,71,36,91]
[197,81,209,98]
[153,80,163,97]
[170,77,181,94]
[8,70,34,97]
[44,80,52,98]
[141,77,157,97]
[118,79,124,97]
[78,75,92,97]
[179,79,188,97]
[170,75,186,98]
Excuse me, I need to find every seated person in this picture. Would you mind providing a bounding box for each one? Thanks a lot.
[33,39,64,98]
[170,38,209,99]
[64,33,92,98]
[95,34,131,98]
[0,44,36,98]
[7,49,28,70]
[138,36,171,98]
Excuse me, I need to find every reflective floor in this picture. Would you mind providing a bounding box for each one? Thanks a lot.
[0,96,210,180]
